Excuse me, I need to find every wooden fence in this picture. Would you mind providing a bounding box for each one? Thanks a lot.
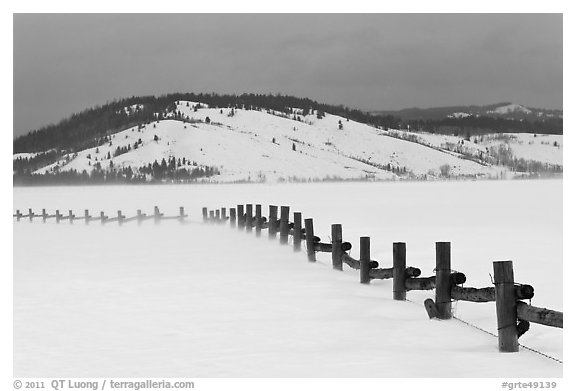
[13,203,563,354]
[202,203,563,354]
[13,206,188,225]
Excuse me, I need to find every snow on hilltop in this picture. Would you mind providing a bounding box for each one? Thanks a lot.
[118,104,144,115]
[447,112,472,118]
[25,101,561,182]
[488,103,532,115]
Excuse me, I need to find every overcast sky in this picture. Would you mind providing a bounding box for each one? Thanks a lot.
[13,13,562,138]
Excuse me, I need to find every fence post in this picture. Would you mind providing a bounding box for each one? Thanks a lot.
[179,207,185,221]
[237,205,245,229]
[215,209,221,221]
[137,209,143,225]
[435,242,452,319]
[255,204,262,236]
[154,206,161,224]
[279,206,290,244]
[29,208,34,222]
[393,242,407,300]
[84,209,90,224]
[100,211,105,224]
[209,210,215,221]
[202,207,208,222]
[221,207,227,222]
[56,210,62,223]
[42,208,47,223]
[305,218,315,262]
[269,205,278,238]
[360,237,371,284]
[245,204,253,232]
[117,210,124,225]
[230,207,236,227]
[16,209,21,221]
[293,212,302,252]
[331,224,343,270]
[494,260,519,352]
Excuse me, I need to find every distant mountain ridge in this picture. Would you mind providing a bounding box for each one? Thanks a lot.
[372,102,562,122]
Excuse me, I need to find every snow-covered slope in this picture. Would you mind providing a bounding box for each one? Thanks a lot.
[397,131,563,166]
[488,103,532,115]
[13,152,42,160]
[26,101,561,182]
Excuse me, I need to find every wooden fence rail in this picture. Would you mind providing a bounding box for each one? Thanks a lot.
[203,203,563,355]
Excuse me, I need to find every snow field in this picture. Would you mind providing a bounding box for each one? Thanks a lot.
[13,180,562,377]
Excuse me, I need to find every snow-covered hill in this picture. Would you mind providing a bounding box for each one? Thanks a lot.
[488,103,532,115]
[22,101,562,182]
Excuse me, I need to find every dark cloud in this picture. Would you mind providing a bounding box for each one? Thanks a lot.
[13,13,562,138]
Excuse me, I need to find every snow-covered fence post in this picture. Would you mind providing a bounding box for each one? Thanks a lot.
[305,218,315,262]
[84,209,91,224]
[55,210,62,223]
[331,224,343,270]
[293,212,302,251]
[68,210,75,223]
[359,237,371,284]
[245,204,253,232]
[100,211,106,224]
[435,242,452,319]
[137,209,144,225]
[255,204,262,236]
[268,205,278,238]
[42,209,47,222]
[279,206,290,244]
[494,260,519,352]
[237,205,245,229]
[230,207,236,227]
[179,207,186,221]
[202,207,208,222]
[28,208,35,222]
[393,242,407,300]
[15,209,22,221]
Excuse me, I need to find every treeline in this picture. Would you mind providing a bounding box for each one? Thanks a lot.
[13,97,171,153]
[13,158,220,186]
[135,156,219,181]
[485,144,562,174]
[13,150,61,175]
[403,116,563,136]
